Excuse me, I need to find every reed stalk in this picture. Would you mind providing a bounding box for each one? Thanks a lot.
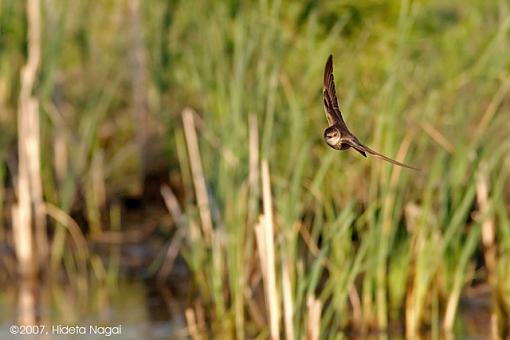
[14,0,46,278]
[182,108,213,242]
[261,160,280,339]
[306,295,321,340]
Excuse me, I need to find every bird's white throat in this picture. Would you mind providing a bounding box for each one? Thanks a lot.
[326,134,341,147]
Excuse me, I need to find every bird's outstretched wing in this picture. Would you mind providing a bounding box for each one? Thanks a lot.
[323,54,348,128]
[343,137,419,170]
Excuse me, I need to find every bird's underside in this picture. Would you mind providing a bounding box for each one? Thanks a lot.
[322,54,419,171]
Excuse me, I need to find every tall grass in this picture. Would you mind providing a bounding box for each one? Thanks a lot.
[0,0,509,338]
[165,0,510,338]
[2,0,129,295]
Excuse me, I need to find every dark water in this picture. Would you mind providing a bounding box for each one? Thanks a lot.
[0,279,187,339]
[0,277,492,340]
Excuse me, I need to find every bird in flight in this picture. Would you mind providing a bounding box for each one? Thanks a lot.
[322,54,418,170]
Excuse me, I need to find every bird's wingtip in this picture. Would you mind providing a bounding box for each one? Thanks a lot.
[324,54,334,86]
[327,54,333,64]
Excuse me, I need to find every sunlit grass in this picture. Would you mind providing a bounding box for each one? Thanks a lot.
[165,0,510,337]
[1,0,509,338]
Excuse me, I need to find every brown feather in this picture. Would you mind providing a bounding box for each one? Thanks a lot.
[322,55,347,127]
[345,138,419,170]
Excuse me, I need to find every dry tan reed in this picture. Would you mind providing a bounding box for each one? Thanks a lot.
[306,295,322,340]
[476,167,500,339]
[182,108,213,242]
[421,122,455,154]
[443,278,462,331]
[261,160,280,339]
[43,203,89,263]
[158,185,186,281]
[254,159,281,339]
[477,168,497,284]
[185,307,203,340]
[18,280,36,325]
[24,0,46,260]
[281,247,295,340]
[255,220,268,283]
[14,0,46,277]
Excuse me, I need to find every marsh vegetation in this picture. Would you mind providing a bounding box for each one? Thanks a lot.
[1,0,509,338]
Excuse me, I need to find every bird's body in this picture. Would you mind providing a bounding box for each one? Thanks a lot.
[322,54,418,171]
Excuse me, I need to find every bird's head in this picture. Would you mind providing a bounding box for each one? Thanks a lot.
[323,126,342,149]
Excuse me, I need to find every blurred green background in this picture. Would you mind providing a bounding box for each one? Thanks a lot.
[1,0,509,339]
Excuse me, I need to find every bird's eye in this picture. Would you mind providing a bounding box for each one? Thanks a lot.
[324,128,338,139]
